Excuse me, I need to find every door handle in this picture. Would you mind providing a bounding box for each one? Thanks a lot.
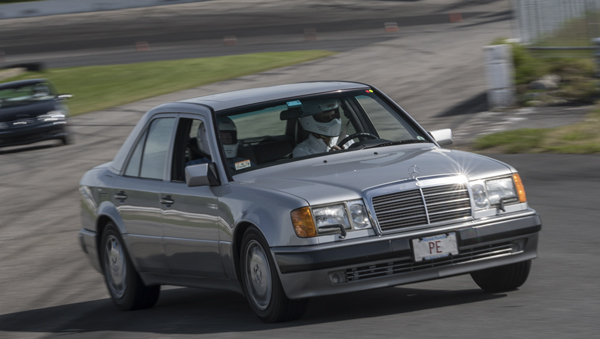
[114,191,127,202]
[161,195,174,206]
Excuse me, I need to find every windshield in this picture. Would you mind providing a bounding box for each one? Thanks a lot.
[0,82,56,107]
[217,89,430,175]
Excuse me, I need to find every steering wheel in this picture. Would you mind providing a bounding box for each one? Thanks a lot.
[337,132,379,148]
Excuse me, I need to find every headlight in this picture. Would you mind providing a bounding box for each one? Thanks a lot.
[0,122,8,130]
[291,200,373,238]
[38,110,66,122]
[486,178,518,205]
[347,200,372,229]
[469,174,526,211]
[313,204,351,234]
[471,183,489,209]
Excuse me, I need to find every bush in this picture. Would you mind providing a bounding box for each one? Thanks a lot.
[474,129,548,153]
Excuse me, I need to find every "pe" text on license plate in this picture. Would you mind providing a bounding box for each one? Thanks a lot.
[412,232,459,262]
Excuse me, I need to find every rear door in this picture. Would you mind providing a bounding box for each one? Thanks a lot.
[112,115,176,274]
[160,115,226,278]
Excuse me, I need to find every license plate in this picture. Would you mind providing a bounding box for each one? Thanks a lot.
[412,232,458,262]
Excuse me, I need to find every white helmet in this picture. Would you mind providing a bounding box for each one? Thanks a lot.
[218,116,238,158]
[299,99,342,137]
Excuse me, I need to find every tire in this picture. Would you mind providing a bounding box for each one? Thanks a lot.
[471,260,532,293]
[60,135,71,145]
[100,223,160,310]
[240,227,308,322]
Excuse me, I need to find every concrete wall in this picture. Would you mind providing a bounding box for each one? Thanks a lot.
[0,0,207,19]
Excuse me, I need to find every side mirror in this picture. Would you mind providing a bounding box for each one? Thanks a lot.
[429,129,453,146]
[57,94,73,100]
[185,163,220,187]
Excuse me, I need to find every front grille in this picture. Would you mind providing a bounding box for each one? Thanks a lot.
[371,190,427,230]
[344,242,513,283]
[372,183,471,233]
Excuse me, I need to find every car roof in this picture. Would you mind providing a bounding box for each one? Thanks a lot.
[179,81,370,111]
[0,78,49,90]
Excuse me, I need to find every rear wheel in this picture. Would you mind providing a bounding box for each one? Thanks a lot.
[471,260,532,293]
[241,227,308,322]
[100,223,160,310]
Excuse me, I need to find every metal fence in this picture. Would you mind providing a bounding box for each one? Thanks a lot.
[514,0,600,47]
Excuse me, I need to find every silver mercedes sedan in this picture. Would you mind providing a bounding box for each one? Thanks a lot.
[78,81,541,322]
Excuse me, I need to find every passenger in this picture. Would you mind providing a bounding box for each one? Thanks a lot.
[293,99,347,158]
[187,117,254,171]
[186,121,211,165]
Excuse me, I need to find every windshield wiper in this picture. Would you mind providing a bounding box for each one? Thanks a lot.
[362,139,429,150]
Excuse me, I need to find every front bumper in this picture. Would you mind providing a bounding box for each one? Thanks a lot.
[272,211,541,299]
[0,122,67,147]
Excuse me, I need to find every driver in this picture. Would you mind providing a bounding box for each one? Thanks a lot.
[293,99,346,157]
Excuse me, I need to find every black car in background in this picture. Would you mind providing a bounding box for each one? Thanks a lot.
[0,79,71,148]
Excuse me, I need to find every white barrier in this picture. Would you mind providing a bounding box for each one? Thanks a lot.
[483,44,516,109]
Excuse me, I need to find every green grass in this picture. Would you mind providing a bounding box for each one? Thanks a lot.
[7,50,335,116]
[473,110,600,154]
[474,129,549,153]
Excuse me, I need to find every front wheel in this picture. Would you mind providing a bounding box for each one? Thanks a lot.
[241,227,308,322]
[471,260,532,293]
[60,135,71,145]
[100,223,160,310]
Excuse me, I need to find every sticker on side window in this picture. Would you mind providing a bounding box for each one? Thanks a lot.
[235,160,251,170]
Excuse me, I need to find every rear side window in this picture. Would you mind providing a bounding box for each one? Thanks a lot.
[124,130,147,177]
[124,117,175,180]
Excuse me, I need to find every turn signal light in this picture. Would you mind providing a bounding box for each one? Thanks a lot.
[291,207,317,238]
[513,173,527,203]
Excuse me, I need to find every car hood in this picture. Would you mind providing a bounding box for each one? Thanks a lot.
[0,100,56,122]
[234,145,513,205]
